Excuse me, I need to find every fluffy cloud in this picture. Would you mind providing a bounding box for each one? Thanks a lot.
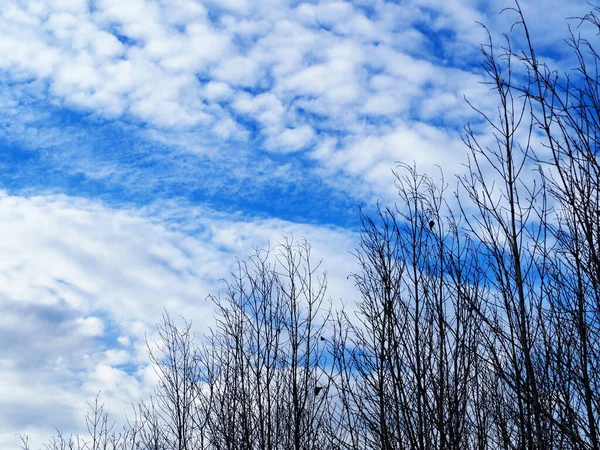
[0,0,569,196]
[0,192,358,448]
[0,1,593,447]
[0,0,590,203]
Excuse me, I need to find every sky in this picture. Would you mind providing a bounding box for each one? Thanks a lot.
[0,0,592,447]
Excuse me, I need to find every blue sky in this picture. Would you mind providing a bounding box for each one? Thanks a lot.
[0,0,592,447]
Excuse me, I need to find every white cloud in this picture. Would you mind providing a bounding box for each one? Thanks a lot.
[266,124,316,152]
[3,0,582,208]
[204,80,234,101]
[212,55,263,87]
[0,1,593,448]
[76,316,105,337]
[0,192,359,449]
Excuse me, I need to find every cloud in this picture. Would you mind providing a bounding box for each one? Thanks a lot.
[0,192,358,448]
[265,124,316,152]
[0,1,593,447]
[0,0,587,210]
[0,0,491,198]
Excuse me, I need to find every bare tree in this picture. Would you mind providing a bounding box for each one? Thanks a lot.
[19,394,145,450]
[331,4,600,450]
[458,3,600,449]
[201,238,336,450]
[141,311,210,450]
[332,165,483,450]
